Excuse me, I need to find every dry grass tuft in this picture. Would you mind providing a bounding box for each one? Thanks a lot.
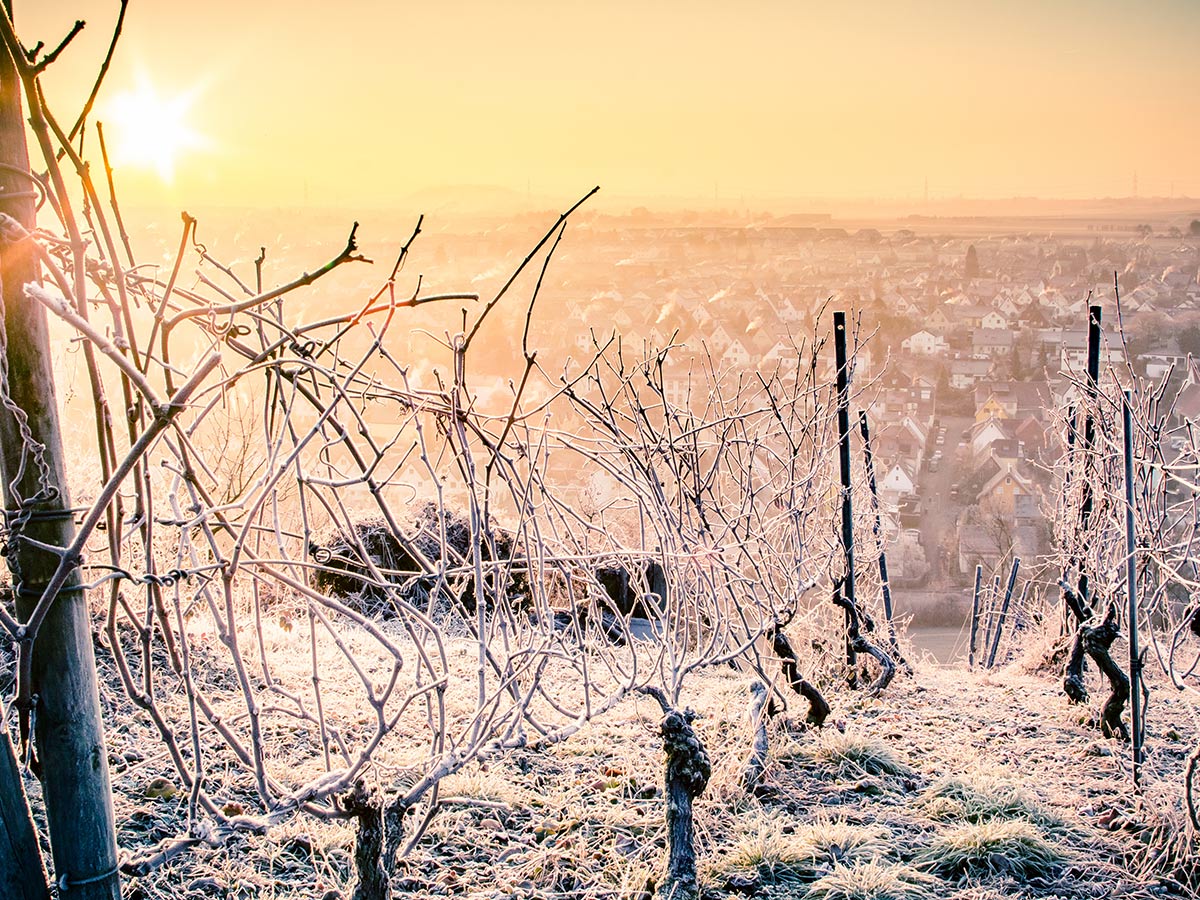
[802,860,938,900]
[914,819,1068,880]
[711,814,893,887]
[797,730,915,779]
[922,770,1061,827]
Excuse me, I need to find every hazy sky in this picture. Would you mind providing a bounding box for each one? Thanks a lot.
[18,0,1200,210]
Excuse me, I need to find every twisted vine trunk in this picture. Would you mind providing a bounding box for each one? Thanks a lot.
[741,682,771,794]
[1063,597,1130,739]
[343,781,408,900]
[770,624,830,726]
[660,708,711,900]
[345,783,388,900]
[1063,629,1089,704]
[1083,604,1130,741]
[832,581,895,697]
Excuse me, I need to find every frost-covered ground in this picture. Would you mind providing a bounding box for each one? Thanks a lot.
[66,622,1199,900]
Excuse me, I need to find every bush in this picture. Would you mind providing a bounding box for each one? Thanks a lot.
[310,502,527,617]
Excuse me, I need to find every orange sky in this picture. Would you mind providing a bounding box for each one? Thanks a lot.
[18,1,1200,211]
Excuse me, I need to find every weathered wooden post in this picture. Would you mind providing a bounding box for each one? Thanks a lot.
[0,726,47,899]
[0,11,49,897]
[0,6,120,896]
[1123,390,1143,786]
[985,557,1020,669]
[967,564,983,669]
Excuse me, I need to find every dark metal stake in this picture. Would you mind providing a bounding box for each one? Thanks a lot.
[982,571,1001,665]
[968,564,982,669]
[1123,390,1143,787]
[986,557,1021,669]
[859,411,899,656]
[833,311,857,673]
[1075,305,1102,609]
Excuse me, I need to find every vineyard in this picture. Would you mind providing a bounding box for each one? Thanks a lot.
[1,7,1199,900]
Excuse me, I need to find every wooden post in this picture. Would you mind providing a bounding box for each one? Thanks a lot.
[967,564,982,669]
[986,557,1021,669]
[833,312,857,673]
[858,411,899,655]
[1123,391,1143,786]
[0,732,48,899]
[0,8,120,896]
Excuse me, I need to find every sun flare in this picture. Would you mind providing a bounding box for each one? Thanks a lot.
[105,80,204,182]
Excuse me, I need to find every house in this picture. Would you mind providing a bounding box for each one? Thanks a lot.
[708,322,734,353]
[1138,353,1186,381]
[927,307,954,332]
[663,369,694,410]
[902,330,948,357]
[981,310,1009,330]
[953,303,992,329]
[776,297,806,323]
[720,338,751,369]
[949,358,993,390]
[1016,305,1051,330]
[974,382,1053,421]
[972,328,1015,357]
[977,462,1039,519]
[879,462,917,499]
[1057,328,1118,374]
[891,292,922,317]
[1172,371,1200,429]
[970,417,1010,455]
[910,373,937,403]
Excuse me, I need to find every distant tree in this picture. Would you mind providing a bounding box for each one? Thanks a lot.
[1179,323,1200,359]
[1135,223,1153,236]
[965,244,980,280]
[1123,331,1152,369]
[936,363,951,396]
[1010,346,1027,380]
[1035,340,1050,375]
[1190,219,1200,237]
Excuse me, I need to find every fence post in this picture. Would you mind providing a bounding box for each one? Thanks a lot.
[0,8,120,896]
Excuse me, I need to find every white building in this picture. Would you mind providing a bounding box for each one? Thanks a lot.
[901,330,948,356]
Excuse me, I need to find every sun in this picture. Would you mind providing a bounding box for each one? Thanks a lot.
[105,80,204,182]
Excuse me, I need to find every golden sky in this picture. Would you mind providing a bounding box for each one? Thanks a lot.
[18,0,1200,210]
